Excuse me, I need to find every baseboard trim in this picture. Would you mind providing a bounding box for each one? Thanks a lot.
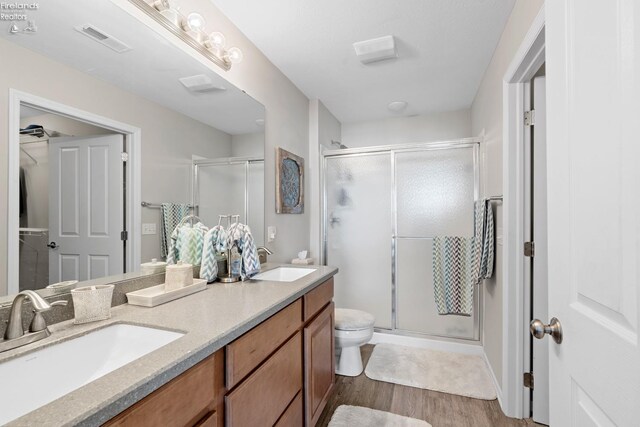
[482,350,504,409]
[369,331,484,356]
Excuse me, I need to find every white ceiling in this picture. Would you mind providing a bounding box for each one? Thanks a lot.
[1,0,264,135]
[211,0,515,123]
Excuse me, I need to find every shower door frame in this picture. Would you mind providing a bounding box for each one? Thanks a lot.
[321,138,483,342]
[192,156,264,234]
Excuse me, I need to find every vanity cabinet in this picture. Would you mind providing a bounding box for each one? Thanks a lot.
[104,350,225,427]
[104,277,335,427]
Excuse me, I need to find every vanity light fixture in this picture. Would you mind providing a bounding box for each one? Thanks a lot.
[129,0,243,71]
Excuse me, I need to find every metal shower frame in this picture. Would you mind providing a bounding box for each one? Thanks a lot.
[320,137,483,342]
[191,156,265,228]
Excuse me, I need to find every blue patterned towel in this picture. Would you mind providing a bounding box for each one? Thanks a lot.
[433,236,477,316]
[228,223,261,280]
[474,199,495,283]
[166,222,208,266]
[160,203,191,259]
[200,226,227,283]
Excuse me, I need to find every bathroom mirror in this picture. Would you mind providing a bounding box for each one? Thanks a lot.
[0,0,265,299]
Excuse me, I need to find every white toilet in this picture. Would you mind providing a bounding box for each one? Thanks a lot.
[334,308,375,376]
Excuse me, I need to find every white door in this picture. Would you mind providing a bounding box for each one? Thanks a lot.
[531,75,549,425]
[48,135,124,283]
[546,2,640,426]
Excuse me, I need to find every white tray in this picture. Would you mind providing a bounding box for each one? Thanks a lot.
[126,279,207,307]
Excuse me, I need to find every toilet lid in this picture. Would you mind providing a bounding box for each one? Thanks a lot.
[335,308,375,331]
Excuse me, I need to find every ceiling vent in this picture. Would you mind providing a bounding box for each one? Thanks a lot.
[179,75,226,93]
[353,35,397,64]
[74,24,132,53]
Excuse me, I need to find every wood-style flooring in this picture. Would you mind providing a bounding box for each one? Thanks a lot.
[317,345,541,427]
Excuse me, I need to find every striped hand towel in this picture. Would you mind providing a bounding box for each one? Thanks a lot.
[474,199,495,283]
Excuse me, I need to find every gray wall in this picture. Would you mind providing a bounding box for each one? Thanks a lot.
[308,100,342,262]
[179,0,311,264]
[231,132,264,158]
[341,109,471,148]
[0,37,233,294]
[470,0,545,394]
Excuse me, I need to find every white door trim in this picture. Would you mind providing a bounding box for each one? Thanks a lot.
[501,6,545,419]
[7,89,141,294]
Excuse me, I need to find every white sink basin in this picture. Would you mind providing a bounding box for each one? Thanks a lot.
[0,324,183,425]
[252,267,316,282]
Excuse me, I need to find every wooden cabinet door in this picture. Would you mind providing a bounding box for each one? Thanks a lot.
[304,302,334,426]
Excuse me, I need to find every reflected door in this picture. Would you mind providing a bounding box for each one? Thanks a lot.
[48,135,124,283]
[325,154,392,329]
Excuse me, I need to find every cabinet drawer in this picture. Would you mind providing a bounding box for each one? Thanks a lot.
[226,332,303,427]
[275,391,303,427]
[303,278,333,322]
[195,412,217,427]
[226,299,302,389]
[104,352,221,427]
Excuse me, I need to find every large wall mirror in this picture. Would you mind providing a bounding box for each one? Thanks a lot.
[0,0,265,298]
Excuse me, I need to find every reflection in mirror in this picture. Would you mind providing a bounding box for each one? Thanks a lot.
[1,0,265,298]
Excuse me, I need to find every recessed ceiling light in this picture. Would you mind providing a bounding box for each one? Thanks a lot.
[387,101,408,112]
[353,35,397,64]
[179,75,226,93]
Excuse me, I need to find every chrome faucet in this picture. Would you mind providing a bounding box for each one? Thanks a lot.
[1,290,67,353]
[257,246,273,264]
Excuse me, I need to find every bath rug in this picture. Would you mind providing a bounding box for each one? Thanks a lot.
[364,344,497,400]
[328,405,431,427]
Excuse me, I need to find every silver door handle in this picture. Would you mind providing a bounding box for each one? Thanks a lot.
[530,317,563,344]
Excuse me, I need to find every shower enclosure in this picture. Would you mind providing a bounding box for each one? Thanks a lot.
[193,157,265,246]
[322,139,481,341]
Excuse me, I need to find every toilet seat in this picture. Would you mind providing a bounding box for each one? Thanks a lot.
[335,308,375,331]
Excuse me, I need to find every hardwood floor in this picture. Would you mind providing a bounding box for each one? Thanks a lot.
[317,345,541,427]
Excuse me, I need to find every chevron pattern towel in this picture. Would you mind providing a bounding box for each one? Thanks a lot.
[433,236,477,316]
[160,203,191,259]
[228,223,261,280]
[167,222,208,266]
[200,226,227,283]
[474,199,495,283]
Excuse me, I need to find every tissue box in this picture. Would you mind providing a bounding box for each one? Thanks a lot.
[292,258,314,265]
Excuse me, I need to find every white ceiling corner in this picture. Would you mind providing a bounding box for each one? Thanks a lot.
[210,0,516,123]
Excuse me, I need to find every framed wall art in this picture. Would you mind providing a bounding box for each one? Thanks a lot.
[276,147,304,214]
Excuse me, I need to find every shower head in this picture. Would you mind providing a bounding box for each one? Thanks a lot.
[331,140,348,149]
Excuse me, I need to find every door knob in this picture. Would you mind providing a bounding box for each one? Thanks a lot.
[530,317,563,344]
[47,241,58,249]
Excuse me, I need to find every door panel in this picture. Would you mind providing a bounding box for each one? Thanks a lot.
[547,1,640,425]
[49,135,124,283]
[325,154,393,329]
[531,75,549,425]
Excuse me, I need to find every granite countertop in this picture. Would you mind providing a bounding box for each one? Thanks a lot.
[2,264,338,427]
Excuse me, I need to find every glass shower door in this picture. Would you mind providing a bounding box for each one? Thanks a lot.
[394,147,478,339]
[325,154,393,329]
[196,163,246,227]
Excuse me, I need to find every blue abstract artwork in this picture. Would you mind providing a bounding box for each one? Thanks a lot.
[276,148,304,214]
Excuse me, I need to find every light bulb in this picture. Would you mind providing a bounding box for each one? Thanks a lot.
[226,47,243,64]
[184,12,206,32]
[207,32,226,49]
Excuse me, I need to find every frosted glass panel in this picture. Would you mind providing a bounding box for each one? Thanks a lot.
[197,164,245,227]
[326,154,392,329]
[396,238,477,339]
[396,149,475,237]
[247,162,264,246]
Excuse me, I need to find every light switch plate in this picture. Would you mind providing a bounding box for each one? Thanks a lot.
[142,223,157,235]
[267,226,276,243]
